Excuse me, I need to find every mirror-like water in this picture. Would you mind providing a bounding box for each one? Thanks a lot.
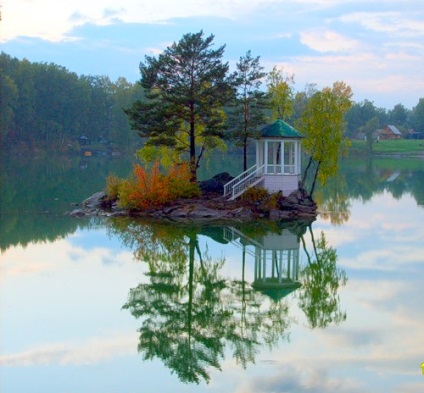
[1,153,424,392]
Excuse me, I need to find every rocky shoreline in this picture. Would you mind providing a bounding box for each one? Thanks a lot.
[69,182,317,222]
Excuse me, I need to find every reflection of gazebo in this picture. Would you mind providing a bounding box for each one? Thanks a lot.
[224,226,301,301]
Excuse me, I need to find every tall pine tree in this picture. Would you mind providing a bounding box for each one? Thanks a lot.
[227,51,269,171]
[125,31,234,181]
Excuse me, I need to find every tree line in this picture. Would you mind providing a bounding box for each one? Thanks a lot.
[0,52,143,150]
[1,33,423,160]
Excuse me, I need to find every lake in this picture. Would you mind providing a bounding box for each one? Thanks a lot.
[1,153,424,393]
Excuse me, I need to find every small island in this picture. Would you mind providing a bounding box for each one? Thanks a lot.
[69,171,317,222]
[70,119,318,222]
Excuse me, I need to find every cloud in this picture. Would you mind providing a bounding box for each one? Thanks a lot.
[3,0,424,108]
[1,0,277,42]
[300,29,359,53]
[236,364,363,393]
[339,11,424,37]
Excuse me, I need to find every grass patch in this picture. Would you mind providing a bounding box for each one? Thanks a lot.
[349,139,424,156]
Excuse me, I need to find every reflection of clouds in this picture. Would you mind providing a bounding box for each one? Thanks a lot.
[324,327,384,348]
[0,238,133,279]
[0,333,136,366]
[340,246,424,271]
[313,193,424,272]
[348,279,404,306]
[314,227,356,248]
[236,364,362,393]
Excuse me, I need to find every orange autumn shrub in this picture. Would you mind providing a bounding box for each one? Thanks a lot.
[117,161,200,210]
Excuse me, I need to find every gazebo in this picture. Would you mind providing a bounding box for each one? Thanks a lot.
[223,119,304,200]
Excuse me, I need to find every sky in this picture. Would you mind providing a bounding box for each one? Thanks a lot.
[1,0,424,109]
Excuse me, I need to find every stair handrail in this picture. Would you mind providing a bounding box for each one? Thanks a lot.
[223,164,256,196]
[223,164,265,198]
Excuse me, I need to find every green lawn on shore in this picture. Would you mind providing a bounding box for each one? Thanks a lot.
[349,139,424,156]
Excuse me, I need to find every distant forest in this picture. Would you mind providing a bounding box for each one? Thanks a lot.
[1,52,423,151]
[0,52,143,151]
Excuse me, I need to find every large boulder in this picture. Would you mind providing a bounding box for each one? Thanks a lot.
[82,191,107,209]
[199,172,234,194]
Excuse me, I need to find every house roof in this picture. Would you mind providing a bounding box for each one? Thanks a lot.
[260,119,304,139]
[387,125,402,135]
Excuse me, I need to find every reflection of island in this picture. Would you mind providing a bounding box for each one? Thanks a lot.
[108,218,347,385]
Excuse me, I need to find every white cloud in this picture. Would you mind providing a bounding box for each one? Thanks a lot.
[1,0,278,42]
[276,50,424,107]
[339,11,424,37]
[300,29,359,53]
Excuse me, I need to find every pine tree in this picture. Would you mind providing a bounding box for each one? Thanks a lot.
[125,31,234,181]
[227,51,269,171]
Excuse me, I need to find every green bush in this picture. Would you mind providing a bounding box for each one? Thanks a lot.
[105,175,123,202]
[241,186,270,204]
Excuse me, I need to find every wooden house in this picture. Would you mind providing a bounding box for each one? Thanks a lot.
[378,125,402,140]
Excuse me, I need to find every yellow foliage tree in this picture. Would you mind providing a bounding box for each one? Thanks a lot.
[297,81,353,195]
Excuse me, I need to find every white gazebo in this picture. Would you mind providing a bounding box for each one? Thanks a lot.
[223,119,304,200]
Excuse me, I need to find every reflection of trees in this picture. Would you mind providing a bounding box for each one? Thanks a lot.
[314,174,351,225]
[226,263,291,368]
[315,158,424,215]
[110,219,292,384]
[299,226,347,328]
[410,171,424,206]
[123,250,227,383]
[0,153,133,251]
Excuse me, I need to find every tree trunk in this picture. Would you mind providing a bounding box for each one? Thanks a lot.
[243,141,248,172]
[309,160,321,196]
[302,155,314,183]
[189,106,197,182]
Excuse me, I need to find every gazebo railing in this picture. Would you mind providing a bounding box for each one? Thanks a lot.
[223,164,265,200]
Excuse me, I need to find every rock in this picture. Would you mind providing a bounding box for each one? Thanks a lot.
[229,207,253,220]
[82,191,107,209]
[212,172,234,183]
[168,208,189,218]
[107,210,127,217]
[199,178,222,193]
[199,172,234,194]
[70,208,86,217]
[189,206,224,219]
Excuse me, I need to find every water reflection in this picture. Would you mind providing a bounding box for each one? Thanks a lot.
[108,219,347,384]
[299,228,347,328]
[1,154,423,251]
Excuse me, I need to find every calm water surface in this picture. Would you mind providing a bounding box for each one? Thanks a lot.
[1,154,424,392]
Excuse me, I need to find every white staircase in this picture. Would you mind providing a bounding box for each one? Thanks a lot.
[223,164,265,200]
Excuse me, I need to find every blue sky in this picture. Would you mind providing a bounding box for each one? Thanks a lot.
[1,0,424,109]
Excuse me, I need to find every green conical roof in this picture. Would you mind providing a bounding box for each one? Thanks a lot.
[260,119,303,138]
